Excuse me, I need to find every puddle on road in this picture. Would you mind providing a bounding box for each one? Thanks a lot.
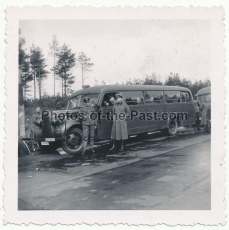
[33,151,137,172]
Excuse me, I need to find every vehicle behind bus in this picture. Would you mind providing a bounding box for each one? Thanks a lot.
[33,85,196,155]
[197,86,211,130]
[197,86,211,103]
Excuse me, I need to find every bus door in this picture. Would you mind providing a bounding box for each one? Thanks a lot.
[164,90,182,128]
[180,91,195,126]
[144,90,167,131]
[98,92,118,139]
[121,90,146,135]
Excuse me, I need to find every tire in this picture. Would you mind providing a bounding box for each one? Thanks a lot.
[61,127,83,155]
[18,138,30,157]
[164,120,178,136]
[38,141,59,154]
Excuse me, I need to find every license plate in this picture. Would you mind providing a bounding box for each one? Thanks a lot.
[45,138,55,141]
[41,141,49,145]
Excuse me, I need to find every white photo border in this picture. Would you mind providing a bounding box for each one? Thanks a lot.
[4,5,226,225]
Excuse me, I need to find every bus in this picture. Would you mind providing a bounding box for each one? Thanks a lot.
[33,85,196,154]
[197,86,211,103]
[197,86,211,130]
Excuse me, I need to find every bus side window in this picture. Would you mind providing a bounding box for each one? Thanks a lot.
[145,91,164,104]
[121,91,144,106]
[181,91,192,103]
[164,91,180,103]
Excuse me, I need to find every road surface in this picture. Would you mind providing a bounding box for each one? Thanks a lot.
[18,127,211,210]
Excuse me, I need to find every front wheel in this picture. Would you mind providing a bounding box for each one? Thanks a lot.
[61,128,83,155]
[163,120,178,136]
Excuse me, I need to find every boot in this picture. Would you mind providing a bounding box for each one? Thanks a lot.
[90,147,95,154]
[82,147,86,155]
[108,140,116,154]
[109,140,116,151]
[120,140,125,152]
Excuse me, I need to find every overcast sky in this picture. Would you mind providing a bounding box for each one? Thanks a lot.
[20,20,211,97]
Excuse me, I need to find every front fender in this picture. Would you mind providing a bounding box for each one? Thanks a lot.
[64,119,82,135]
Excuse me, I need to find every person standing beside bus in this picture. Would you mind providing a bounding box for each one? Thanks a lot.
[193,94,201,130]
[31,107,41,138]
[56,101,61,110]
[80,97,97,156]
[109,93,130,152]
[200,96,210,132]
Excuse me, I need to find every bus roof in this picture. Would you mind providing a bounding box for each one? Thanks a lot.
[197,86,211,96]
[69,85,192,99]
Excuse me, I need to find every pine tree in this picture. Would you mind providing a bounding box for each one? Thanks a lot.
[77,52,94,86]
[54,44,76,97]
[30,44,49,100]
[21,55,33,100]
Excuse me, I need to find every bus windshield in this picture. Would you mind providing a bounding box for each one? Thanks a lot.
[67,94,99,110]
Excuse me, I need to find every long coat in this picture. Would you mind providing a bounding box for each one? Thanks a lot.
[200,102,210,126]
[111,102,130,140]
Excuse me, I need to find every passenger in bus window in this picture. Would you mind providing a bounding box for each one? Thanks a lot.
[136,97,143,104]
[103,100,109,106]
[173,95,178,102]
[150,96,158,103]
[149,96,154,102]
[109,93,130,153]
[145,93,158,104]
[165,94,170,103]
[108,95,117,106]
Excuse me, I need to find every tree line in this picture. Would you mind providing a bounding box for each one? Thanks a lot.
[19,34,94,100]
[125,72,211,96]
[24,72,210,111]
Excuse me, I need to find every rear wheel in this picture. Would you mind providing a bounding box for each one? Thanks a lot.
[61,127,83,155]
[163,120,178,136]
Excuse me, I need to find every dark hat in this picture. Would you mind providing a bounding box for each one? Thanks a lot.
[115,93,123,98]
[83,97,90,103]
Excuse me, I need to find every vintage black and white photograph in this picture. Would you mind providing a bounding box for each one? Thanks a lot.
[4,5,225,225]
